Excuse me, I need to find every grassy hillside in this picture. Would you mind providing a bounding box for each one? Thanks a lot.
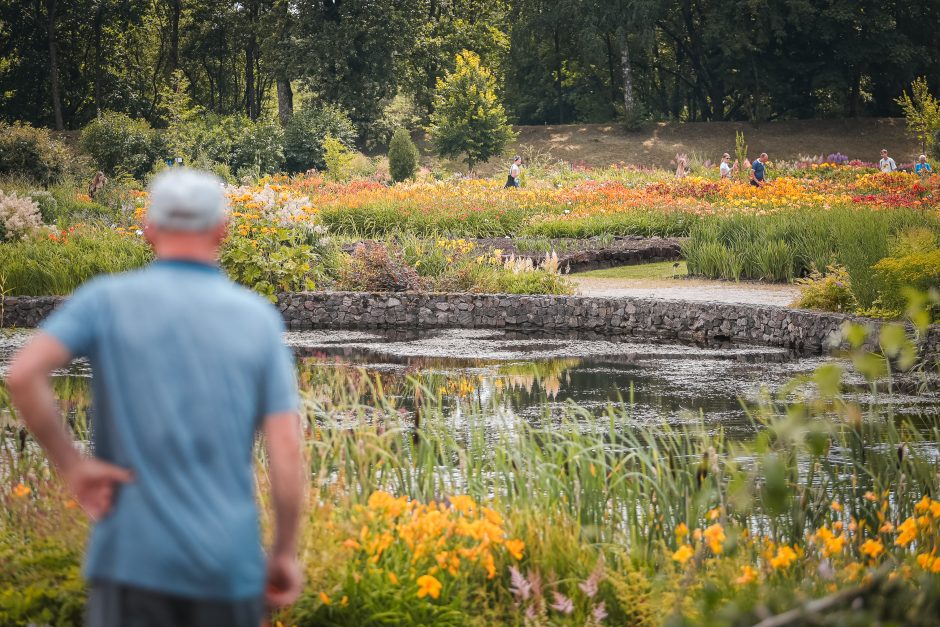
[423,117,918,173]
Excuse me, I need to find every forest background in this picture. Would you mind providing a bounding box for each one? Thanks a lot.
[4,0,939,144]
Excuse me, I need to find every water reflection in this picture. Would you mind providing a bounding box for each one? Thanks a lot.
[1,328,938,442]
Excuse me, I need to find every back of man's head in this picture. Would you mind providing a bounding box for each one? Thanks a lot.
[147,168,227,232]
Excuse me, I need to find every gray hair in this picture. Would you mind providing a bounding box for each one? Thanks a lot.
[147,168,228,231]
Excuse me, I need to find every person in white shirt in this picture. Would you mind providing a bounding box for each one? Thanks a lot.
[504,156,522,189]
[719,153,733,179]
[879,149,897,173]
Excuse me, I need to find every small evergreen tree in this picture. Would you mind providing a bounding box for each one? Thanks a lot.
[426,50,516,171]
[896,77,940,154]
[388,128,419,182]
[322,134,355,182]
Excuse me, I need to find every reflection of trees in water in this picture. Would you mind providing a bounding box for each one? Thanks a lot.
[296,355,584,410]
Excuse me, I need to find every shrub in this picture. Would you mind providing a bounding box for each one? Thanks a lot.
[337,242,424,292]
[27,189,58,223]
[79,111,163,179]
[388,128,420,182]
[0,122,70,184]
[220,217,329,301]
[322,135,356,182]
[0,190,42,241]
[872,249,940,314]
[793,264,858,312]
[283,103,357,173]
[199,114,285,177]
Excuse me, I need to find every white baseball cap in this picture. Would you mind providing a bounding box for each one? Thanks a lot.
[147,168,228,231]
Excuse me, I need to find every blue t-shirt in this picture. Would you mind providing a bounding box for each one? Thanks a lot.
[915,163,932,174]
[41,260,298,600]
[752,159,766,181]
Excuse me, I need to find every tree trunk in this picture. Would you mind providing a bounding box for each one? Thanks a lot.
[245,41,256,119]
[245,1,258,119]
[553,28,564,124]
[45,0,64,130]
[604,34,620,117]
[277,78,293,125]
[619,31,635,120]
[169,0,181,73]
[93,1,104,116]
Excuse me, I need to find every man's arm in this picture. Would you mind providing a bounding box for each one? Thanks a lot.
[262,411,305,607]
[5,333,131,519]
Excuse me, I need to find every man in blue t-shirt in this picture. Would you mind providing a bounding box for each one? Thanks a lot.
[750,152,769,187]
[6,169,304,626]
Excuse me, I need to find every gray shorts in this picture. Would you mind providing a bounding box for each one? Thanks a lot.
[86,581,264,627]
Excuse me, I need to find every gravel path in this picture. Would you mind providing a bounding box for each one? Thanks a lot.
[571,277,802,307]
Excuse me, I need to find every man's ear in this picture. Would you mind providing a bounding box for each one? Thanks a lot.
[212,219,229,245]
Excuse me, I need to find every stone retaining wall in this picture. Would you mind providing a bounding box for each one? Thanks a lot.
[4,292,938,357]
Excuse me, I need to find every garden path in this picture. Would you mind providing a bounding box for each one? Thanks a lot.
[571,276,801,307]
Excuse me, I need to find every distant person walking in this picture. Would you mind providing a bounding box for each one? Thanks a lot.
[879,149,897,173]
[915,154,932,176]
[504,155,522,188]
[6,169,304,627]
[720,153,733,179]
[750,152,769,187]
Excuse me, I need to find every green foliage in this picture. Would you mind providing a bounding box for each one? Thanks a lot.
[734,131,748,179]
[872,237,940,311]
[27,190,58,224]
[0,227,151,295]
[794,264,858,312]
[388,128,420,182]
[0,123,70,185]
[283,103,358,174]
[199,114,285,178]
[682,208,940,308]
[0,539,85,627]
[427,50,516,170]
[896,77,940,153]
[220,217,333,301]
[159,70,203,162]
[322,135,356,182]
[79,111,164,179]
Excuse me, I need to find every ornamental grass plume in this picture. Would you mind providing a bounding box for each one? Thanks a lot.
[0,190,42,241]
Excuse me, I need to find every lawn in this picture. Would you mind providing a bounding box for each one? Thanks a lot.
[576,260,688,280]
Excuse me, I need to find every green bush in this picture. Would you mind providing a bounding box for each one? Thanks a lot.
[872,249,940,314]
[199,114,284,177]
[388,128,420,182]
[28,189,58,223]
[283,103,357,173]
[0,539,85,627]
[322,135,356,182]
[0,227,151,295]
[0,122,70,184]
[79,111,163,179]
[793,264,858,312]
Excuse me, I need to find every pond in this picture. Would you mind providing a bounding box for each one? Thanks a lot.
[5,328,936,441]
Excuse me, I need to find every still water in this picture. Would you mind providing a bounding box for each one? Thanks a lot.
[2,328,938,439]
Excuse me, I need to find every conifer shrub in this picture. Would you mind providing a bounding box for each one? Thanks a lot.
[388,128,419,183]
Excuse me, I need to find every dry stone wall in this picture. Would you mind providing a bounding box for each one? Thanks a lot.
[4,292,938,357]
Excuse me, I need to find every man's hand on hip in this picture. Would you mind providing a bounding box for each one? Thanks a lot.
[265,552,303,607]
[65,458,133,521]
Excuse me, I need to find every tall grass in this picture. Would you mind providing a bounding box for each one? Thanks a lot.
[0,228,151,295]
[683,208,940,306]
